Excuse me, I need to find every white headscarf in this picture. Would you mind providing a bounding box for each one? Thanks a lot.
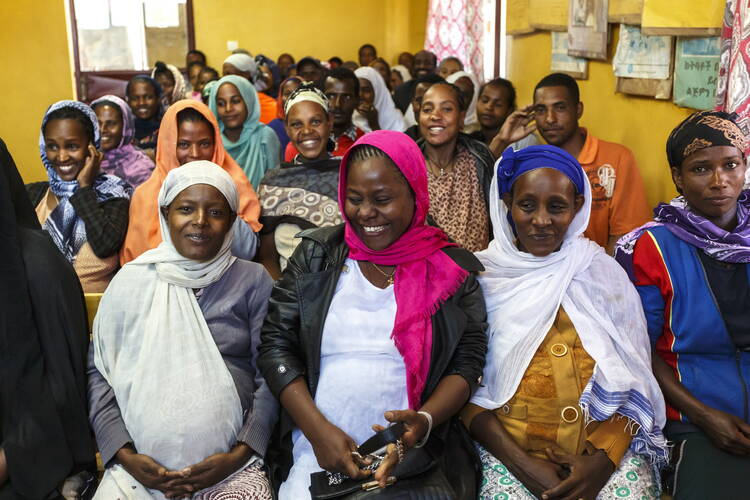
[224,53,258,79]
[472,156,668,464]
[392,65,412,84]
[93,161,244,490]
[284,84,330,117]
[446,71,479,130]
[151,63,187,104]
[353,66,407,132]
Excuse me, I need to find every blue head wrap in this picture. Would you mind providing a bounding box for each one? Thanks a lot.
[497,145,585,197]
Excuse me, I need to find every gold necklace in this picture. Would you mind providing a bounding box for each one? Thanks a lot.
[370,262,396,286]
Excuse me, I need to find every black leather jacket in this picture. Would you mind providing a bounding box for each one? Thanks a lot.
[259,224,488,498]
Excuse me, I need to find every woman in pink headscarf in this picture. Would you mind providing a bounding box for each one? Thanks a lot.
[259,130,487,499]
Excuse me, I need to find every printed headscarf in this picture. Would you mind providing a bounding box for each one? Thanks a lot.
[39,100,131,261]
[667,110,748,167]
[284,82,329,116]
[617,111,750,269]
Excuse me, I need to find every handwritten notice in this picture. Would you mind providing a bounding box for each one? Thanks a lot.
[551,31,588,79]
[673,37,721,110]
[613,24,672,80]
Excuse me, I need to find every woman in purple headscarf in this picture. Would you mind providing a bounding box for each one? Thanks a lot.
[92,95,156,188]
[616,110,750,498]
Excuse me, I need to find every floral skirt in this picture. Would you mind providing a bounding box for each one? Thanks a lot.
[194,462,272,499]
[94,462,271,499]
[477,445,660,500]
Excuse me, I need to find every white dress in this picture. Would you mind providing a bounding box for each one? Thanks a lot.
[279,259,408,499]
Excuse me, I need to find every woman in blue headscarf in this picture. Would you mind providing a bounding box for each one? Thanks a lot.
[209,75,280,188]
[26,100,131,293]
[463,145,667,500]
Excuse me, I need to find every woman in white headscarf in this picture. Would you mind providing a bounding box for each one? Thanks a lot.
[151,61,187,107]
[391,64,413,90]
[89,161,277,499]
[446,71,480,133]
[463,145,667,500]
[352,66,407,132]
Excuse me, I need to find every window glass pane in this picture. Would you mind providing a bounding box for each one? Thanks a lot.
[74,0,188,72]
[144,0,180,27]
[144,3,188,66]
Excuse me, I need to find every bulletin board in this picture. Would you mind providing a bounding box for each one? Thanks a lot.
[641,0,724,36]
[608,0,642,24]
[529,0,569,31]
[507,0,535,35]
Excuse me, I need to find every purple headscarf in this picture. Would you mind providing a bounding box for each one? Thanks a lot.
[616,192,750,279]
[91,95,155,188]
[616,111,750,276]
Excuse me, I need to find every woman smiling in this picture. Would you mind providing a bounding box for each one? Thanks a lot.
[26,100,131,292]
[256,84,343,279]
[208,75,280,189]
[260,130,487,498]
[466,145,667,500]
[120,100,261,265]
[92,95,155,189]
[418,83,494,252]
[90,162,277,499]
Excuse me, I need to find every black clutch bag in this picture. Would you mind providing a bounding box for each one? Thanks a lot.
[309,424,454,499]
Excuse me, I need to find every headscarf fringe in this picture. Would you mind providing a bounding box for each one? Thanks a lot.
[580,384,669,468]
[393,268,469,405]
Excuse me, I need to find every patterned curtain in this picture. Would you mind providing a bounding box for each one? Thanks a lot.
[424,0,485,77]
[716,0,750,151]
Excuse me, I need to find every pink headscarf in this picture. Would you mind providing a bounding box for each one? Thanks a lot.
[338,130,469,408]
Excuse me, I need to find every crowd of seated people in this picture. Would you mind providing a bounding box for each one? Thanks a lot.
[1,42,748,500]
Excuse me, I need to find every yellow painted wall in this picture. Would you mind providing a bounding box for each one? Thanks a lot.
[193,0,428,68]
[6,0,428,183]
[1,1,75,183]
[507,27,694,206]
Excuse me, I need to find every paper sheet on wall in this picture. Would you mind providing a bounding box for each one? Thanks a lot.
[641,0,723,35]
[613,24,672,79]
[508,0,535,35]
[608,0,642,24]
[529,0,569,31]
[673,37,721,110]
[567,0,610,60]
[551,31,588,79]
